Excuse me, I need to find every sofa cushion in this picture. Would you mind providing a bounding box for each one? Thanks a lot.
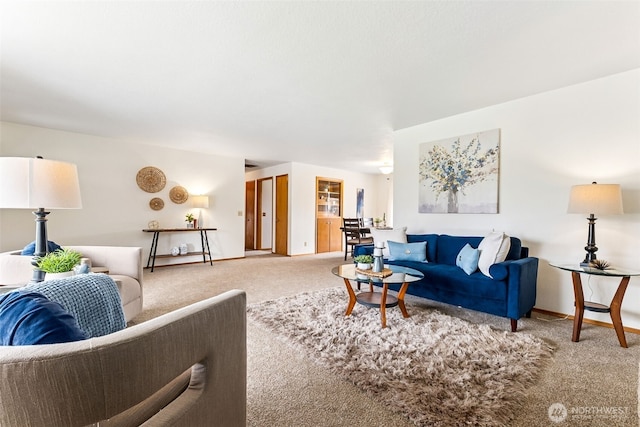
[110,274,140,306]
[488,262,509,281]
[478,232,511,278]
[370,227,407,257]
[505,237,522,261]
[394,263,508,301]
[456,244,480,275]
[388,241,427,262]
[407,234,439,262]
[436,235,483,266]
[0,291,87,345]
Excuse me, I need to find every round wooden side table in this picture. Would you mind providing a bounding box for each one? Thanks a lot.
[550,263,640,348]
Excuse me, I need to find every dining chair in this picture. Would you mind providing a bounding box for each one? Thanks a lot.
[342,218,373,260]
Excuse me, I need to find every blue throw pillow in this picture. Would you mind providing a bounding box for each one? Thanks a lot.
[387,241,427,262]
[0,291,87,345]
[21,240,62,256]
[456,243,480,275]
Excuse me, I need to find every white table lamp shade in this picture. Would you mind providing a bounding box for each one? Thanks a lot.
[0,157,82,209]
[567,183,622,215]
[191,195,210,208]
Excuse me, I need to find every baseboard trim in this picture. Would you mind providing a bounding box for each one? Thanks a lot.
[532,307,640,335]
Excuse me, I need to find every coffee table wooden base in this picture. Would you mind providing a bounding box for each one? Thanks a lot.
[342,278,410,328]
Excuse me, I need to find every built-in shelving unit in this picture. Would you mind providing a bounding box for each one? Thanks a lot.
[316,177,343,253]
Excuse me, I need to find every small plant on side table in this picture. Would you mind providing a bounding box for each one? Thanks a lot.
[589,259,611,270]
[37,248,82,274]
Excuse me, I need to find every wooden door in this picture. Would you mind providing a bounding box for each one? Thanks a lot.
[275,174,288,255]
[245,180,255,250]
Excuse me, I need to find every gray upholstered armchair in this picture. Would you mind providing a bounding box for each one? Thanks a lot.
[0,289,246,426]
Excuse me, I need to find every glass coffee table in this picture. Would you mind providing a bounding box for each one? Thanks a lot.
[331,264,424,328]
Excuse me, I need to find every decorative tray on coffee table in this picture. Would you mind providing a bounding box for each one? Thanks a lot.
[355,267,393,278]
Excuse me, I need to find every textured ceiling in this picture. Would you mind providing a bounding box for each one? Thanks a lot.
[1,1,638,174]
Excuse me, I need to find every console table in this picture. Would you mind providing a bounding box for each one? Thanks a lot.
[143,228,216,272]
[550,263,639,348]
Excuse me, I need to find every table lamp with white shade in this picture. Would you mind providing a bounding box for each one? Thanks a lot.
[567,182,623,267]
[0,156,82,283]
[191,195,209,228]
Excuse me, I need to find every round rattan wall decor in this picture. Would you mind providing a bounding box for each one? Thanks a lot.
[149,197,164,211]
[169,186,189,204]
[136,166,166,193]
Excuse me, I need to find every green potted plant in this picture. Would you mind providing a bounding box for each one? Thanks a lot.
[354,254,373,270]
[37,248,82,280]
[185,213,195,228]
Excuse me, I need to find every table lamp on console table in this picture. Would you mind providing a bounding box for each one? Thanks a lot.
[191,195,210,228]
[0,156,82,283]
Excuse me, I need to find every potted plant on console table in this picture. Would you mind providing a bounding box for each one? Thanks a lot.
[185,213,195,229]
[36,248,82,281]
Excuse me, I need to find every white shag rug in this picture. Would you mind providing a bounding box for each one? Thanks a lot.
[247,287,553,427]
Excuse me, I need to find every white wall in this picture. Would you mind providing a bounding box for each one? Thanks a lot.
[0,122,246,264]
[246,162,381,255]
[393,69,640,328]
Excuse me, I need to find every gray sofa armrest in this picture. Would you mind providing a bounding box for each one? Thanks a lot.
[0,289,247,427]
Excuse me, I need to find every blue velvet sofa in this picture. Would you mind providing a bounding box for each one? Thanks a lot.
[354,234,538,332]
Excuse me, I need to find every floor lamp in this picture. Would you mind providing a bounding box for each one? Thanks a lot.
[0,157,82,283]
[567,182,623,267]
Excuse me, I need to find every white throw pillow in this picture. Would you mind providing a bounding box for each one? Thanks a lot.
[477,231,511,278]
[370,227,407,258]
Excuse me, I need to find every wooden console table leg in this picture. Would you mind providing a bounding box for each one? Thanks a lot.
[610,276,630,348]
[343,278,356,316]
[571,271,585,342]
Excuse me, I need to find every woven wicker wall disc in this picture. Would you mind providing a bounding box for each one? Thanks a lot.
[136,166,166,193]
[169,186,189,204]
[149,197,164,211]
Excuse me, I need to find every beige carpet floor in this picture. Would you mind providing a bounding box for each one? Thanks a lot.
[132,252,640,427]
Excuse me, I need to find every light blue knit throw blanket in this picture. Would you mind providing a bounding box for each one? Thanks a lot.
[25,273,126,337]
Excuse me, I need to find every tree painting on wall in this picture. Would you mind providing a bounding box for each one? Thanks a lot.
[418,129,500,213]
[356,188,364,218]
